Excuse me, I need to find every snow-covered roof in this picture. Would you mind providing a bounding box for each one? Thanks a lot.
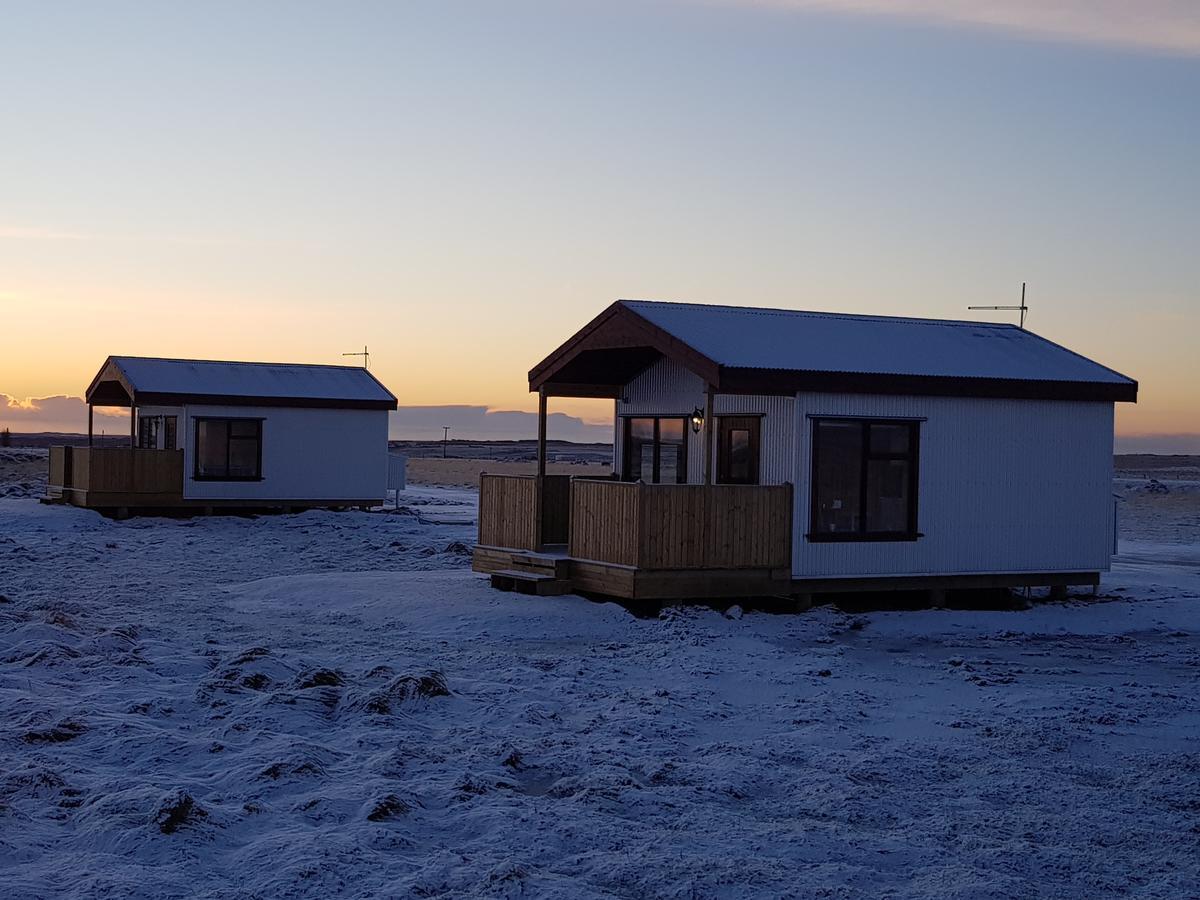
[621,300,1132,385]
[529,300,1137,402]
[87,356,397,409]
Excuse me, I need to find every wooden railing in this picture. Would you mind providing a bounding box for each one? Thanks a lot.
[569,481,793,570]
[48,447,184,501]
[477,474,572,551]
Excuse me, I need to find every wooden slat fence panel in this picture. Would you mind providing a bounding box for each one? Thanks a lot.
[49,446,67,489]
[569,480,640,566]
[478,475,539,551]
[74,449,92,491]
[640,483,792,570]
[86,449,183,494]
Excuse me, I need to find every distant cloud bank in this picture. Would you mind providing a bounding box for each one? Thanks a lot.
[5,393,1195,451]
[0,395,611,443]
[1,394,126,435]
[724,1,1200,55]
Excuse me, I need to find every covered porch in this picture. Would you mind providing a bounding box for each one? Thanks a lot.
[44,357,183,511]
[471,303,796,600]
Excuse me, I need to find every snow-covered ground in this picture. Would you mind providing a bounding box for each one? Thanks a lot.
[1,481,1198,898]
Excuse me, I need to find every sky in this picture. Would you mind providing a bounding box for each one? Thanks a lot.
[1,0,1197,446]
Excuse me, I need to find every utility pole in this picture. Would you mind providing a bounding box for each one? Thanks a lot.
[442,426,450,459]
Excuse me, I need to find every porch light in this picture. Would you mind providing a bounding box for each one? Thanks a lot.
[691,407,705,433]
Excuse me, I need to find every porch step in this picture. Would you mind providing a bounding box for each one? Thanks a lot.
[490,569,573,597]
[508,552,571,580]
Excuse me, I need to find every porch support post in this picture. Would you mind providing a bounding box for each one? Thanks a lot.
[703,384,715,485]
[130,405,136,447]
[536,388,548,478]
[88,403,94,448]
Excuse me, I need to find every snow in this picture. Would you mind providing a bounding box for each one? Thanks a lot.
[623,300,1135,384]
[2,486,1198,897]
[105,356,396,404]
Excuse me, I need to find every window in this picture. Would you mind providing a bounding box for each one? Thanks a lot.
[163,416,177,451]
[137,416,158,449]
[195,418,263,480]
[809,418,919,541]
[622,417,687,484]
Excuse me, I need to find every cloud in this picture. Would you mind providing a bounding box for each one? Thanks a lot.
[1,396,612,442]
[0,395,127,435]
[390,406,611,442]
[711,0,1200,55]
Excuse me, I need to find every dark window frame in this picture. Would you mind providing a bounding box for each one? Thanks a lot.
[807,417,921,542]
[716,415,763,485]
[163,416,178,451]
[193,416,264,481]
[621,415,688,484]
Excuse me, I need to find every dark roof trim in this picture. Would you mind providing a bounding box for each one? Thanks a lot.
[529,302,721,392]
[131,392,397,410]
[718,367,1138,403]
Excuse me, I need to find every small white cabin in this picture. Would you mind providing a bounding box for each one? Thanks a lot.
[47,356,397,513]
[474,300,1137,602]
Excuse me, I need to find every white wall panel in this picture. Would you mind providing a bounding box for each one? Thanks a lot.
[179,405,388,502]
[792,393,1115,577]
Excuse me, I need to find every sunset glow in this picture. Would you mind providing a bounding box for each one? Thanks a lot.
[2,0,1196,444]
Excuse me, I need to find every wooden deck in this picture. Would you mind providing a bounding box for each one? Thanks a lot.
[47,446,184,509]
[473,475,794,600]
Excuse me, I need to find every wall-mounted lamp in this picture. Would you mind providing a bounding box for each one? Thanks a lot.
[690,407,705,433]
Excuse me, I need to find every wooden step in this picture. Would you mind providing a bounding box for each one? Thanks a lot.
[508,552,571,579]
[490,569,572,597]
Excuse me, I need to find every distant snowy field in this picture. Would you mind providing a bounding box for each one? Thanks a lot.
[1,479,1199,897]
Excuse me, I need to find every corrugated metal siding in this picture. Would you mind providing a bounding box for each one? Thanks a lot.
[792,393,1115,577]
[616,358,794,485]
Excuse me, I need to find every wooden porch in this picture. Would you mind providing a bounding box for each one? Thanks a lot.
[47,446,184,510]
[473,474,794,600]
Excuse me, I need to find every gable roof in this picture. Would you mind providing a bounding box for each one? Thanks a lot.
[529,300,1137,403]
[86,356,398,410]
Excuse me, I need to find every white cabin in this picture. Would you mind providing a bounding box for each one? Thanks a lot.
[475,300,1137,602]
[48,356,397,513]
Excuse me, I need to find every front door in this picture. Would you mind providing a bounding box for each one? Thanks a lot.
[717,416,761,485]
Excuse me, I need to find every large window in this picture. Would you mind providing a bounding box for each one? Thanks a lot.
[809,418,919,541]
[195,418,263,480]
[622,417,687,484]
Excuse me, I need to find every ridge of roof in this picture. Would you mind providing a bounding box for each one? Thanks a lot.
[109,355,369,371]
[619,298,1020,331]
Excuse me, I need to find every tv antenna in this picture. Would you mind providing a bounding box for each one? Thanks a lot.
[342,345,370,368]
[969,282,1029,329]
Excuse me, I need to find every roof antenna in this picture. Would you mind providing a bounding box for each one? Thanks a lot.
[342,345,370,368]
[969,283,1028,329]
